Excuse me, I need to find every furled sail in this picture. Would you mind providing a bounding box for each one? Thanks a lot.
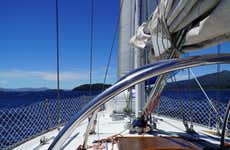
[131,0,230,59]
[118,0,158,115]
[118,0,156,78]
[129,0,230,118]
[118,0,135,78]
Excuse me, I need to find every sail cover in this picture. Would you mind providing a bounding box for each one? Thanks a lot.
[131,0,230,58]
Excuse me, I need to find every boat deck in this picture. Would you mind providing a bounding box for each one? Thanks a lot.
[14,111,230,150]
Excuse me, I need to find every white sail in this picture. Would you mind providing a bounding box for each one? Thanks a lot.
[118,0,156,78]
[118,0,157,116]
[118,0,135,78]
[131,0,230,59]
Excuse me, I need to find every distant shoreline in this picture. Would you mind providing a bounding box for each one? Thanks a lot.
[164,88,230,91]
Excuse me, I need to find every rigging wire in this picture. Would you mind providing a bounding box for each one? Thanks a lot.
[82,1,96,148]
[98,0,125,141]
[89,0,94,95]
[186,53,193,127]
[103,0,124,87]
[216,44,221,133]
[55,0,61,125]
[190,68,224,124]
[84,0,125,144]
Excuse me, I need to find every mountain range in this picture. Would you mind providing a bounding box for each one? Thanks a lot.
[0,87,50,92]
[0,71,229,92]
[165,70,230,90]
[72,83,111,91]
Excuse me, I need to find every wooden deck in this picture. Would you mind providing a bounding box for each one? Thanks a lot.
[117,136,202,150]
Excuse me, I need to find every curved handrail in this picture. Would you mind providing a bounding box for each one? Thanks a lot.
[49,54,230,150]
[220,100,230,149]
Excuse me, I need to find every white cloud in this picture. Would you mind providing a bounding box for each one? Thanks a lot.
[174,74,189,81]
[0,67,117,89]
[0,70,87,81]
[0,80,8,86]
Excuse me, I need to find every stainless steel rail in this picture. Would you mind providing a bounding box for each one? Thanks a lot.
[49,54,230,149]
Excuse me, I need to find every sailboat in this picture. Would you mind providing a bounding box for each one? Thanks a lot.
[2,0,230,150]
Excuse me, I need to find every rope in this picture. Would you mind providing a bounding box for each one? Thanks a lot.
[55,0,61,124]
[89,0,94,95]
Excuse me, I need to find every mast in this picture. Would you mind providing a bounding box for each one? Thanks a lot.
[118,0,146,117]
[134,0,154,117]
[118,0,154,117]
[134,0,145,117]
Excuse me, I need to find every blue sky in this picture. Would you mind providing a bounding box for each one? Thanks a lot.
[0,0,119,89]
[175,43,230,81]
[0,0,229,89]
